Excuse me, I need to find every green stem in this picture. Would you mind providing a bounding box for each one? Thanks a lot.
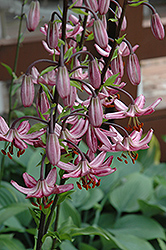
[51,204,60,250]
[8,0,26,125]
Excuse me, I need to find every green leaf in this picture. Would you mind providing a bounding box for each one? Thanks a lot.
[60,240,78,250]
[27,123,47,134]
[59,200,81,227]
[129,0,148,7]
[71,226,110,240]
[0,203,30,224]
[77,187,104,210]
[1,62,16,79]
[11,82,21,96]
[111,47,119,61]
[71,8,89,16]
[57,190,75,206]
[13,110,25,118]
[109,173,153,213]
[39,66,57,77]
[0,234,26,250]
[70,80,82,91]
[38,82,52,102]
[157,239,166,250]
[115,234,155,250]
[109,214,165,240]
[115,34,126,44]
[86,32,94,41]
[79,243,97,250]
[101,73,120,89]
[139,199,166,217]
[27,148,44,178]
[64,47,74,63]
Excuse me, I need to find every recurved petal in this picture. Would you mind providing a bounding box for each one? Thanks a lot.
[23,172,37,188]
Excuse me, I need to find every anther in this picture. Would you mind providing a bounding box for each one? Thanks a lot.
[7,152,12,159]
[1,149,6,155]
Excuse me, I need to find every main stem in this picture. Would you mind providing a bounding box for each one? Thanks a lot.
[8,0,25,125]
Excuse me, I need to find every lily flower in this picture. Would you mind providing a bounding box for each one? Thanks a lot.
[11,168,74,199]
[0,117,45,157]
[57,151,116,189]
[104,95,162,130]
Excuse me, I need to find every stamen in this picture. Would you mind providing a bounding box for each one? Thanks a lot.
[44,200,53,209]
[96,179,101,187]
[7,152,12,159]
[31,201,38,207]
[1,149,6,155]
[124,160,128,164]
[76,182,82,190]
[117,157,123,162]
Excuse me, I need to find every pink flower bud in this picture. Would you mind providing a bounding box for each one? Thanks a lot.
[88,96,103,127]
[46,20,59,49]
[84,0,98,13]
[88,59,101,89]
[21,75,35,107]
[26,0,40,32]
[56,66,71,99]
[111,53,124,78]
[93,19,108,49]
[127,53,141,86]
[46,133,61,166]
[98,0,110,15]
[63,86,77,108]
[36,89,50,120]
[151,13,165,40]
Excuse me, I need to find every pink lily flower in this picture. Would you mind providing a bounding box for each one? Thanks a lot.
[100,126,153,153]
[26,0,40,32]
[151,12,165,40]
[11,168,74,199]
[57,151,116,189]
[0,117,45,157]
[104,95,162,120]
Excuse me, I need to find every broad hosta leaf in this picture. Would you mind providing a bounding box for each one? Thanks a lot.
[60,240,78,250]
[0,203,30,224]
[109,173,153,213]
[79,243,97,250]
[115,234,155,250]
[109,214,165,240]
[59,200,81,227]
[0,234,26,250]
[138,199,166,217]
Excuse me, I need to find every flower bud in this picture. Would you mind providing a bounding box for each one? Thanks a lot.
[98,0,110,15]
[127,53,141,86]
[26,0,40,32]
[88,59,101,89]
[88,96,103,127]
[151,13,165,40]
[84,0,98,13]
[56,66,71,99]
[63,86,77,108]
[111,53,124,78]
[21,75,35,107]
[46,133,61,166]
[46,20,59,49]
[36,89,50,120]
[93,19,108,49]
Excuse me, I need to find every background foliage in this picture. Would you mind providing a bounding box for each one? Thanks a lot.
[0,135,166,250]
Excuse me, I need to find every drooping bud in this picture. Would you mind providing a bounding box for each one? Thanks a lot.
[111,53,124,78]
[151,13,165,40]
[26,0,40,32]
[88,96,103,127]
[21,75,35,107]
[56,66,71,99]
[36,89,50,120]
[46,133,61,166]
[88,59,101,89]
[63,86,77,108]
[98,0,110,15]
[127,53,141,86]
[46,20,59,49]
[93,19,108,49]
[84,0,98,13]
